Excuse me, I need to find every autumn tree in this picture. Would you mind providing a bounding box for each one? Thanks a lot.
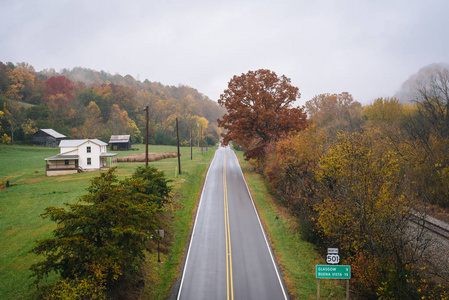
[114,85,137,115]
[205,122,221,146]
[389,68,449,208]
[0,110,10,143]
[313,131,439,298]
[264,125,326,238]
[2,102,24,143]
[92,84,114,99]
[218,69,307,161]
[361,97,412,157]
[74,101,103,139]
[27,77,46,105]
[21,118,38,142]
[44,76,74,100]
[5,67,35,101]
[78,88,111,121]
[153,99,178,144]
[362,97,408,123]
[386,68,449,171]
[107,104,141,142]
[192,116,209,146]
[305,92,363,140]
[177,95,199,141]
[0,62,11,94]
[136,89,158,111]
[26,104,51,130]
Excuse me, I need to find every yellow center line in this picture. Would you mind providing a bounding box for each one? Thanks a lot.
[223,152,234,300]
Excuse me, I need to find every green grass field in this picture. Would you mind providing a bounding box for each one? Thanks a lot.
[0,143,215,299]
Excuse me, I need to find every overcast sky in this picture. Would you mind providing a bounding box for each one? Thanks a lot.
[1,0,448,106]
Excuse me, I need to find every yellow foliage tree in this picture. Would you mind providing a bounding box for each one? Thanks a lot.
[5,68,34,101]
[0,110,11,144]
[192,116,208,133]
[92,85,113,99]
[107,104,141,142]
[315,131,418,298]
[21,118,38,140]
[76,102,103,139]
[362,97,408,123]
[316,132,407,251]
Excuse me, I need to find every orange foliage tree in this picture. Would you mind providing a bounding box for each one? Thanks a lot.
[264,126,326,237]
[218,69,308,161]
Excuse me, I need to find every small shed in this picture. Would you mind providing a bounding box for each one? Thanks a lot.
[109,135,132,151]
[33,129,67,147]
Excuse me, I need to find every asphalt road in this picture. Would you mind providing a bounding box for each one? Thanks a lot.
[177,146,288,300]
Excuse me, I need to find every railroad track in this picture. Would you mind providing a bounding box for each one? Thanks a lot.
[409,214,449,239]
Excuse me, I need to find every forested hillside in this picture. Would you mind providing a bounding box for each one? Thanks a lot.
[0,61,225,145]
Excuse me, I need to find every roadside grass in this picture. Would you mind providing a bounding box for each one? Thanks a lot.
[235,150,346,299]
[0,143,215,299]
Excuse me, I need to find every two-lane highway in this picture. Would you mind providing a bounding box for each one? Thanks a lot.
[178,146,288,300]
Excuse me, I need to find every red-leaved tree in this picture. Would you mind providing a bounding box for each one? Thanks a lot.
[44,75,74,100]
[217,69,308,161]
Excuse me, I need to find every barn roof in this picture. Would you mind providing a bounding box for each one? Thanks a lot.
[39,129,66,139]
[59,139,108,147]
[109,135,131,143]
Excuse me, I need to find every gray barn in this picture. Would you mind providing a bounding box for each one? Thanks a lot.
[109,135,132,151]
[33,129,67,147]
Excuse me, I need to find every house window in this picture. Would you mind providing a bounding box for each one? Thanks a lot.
[65,160,69,165]
[87,158,91,165]
[87,146,91,153]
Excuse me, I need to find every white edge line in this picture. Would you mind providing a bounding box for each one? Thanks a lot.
[231,150,289,300]
[177,149,218,300]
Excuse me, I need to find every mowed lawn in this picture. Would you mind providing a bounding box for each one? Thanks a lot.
[0,143,215,299]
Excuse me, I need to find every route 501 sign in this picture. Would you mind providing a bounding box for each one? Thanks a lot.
[326,248,340,264]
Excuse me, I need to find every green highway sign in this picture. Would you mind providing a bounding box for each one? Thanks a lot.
[316,265,351,279]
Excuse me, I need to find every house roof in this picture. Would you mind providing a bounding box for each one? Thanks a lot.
[109,135,131,143]
[59,139,108,147]
[39,129,66,139]
[45,154,79,161]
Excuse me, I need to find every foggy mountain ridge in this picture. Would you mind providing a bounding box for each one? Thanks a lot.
[394,62,449,104]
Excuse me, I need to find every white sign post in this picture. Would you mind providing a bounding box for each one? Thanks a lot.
[317,248,350,300]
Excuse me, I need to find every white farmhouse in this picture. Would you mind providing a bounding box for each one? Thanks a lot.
[44,139,117,176]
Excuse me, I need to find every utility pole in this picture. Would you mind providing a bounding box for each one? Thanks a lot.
[200,124,203,155]
[176,118,181,174]
[190,120,192,160]
[144,105,149,167]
